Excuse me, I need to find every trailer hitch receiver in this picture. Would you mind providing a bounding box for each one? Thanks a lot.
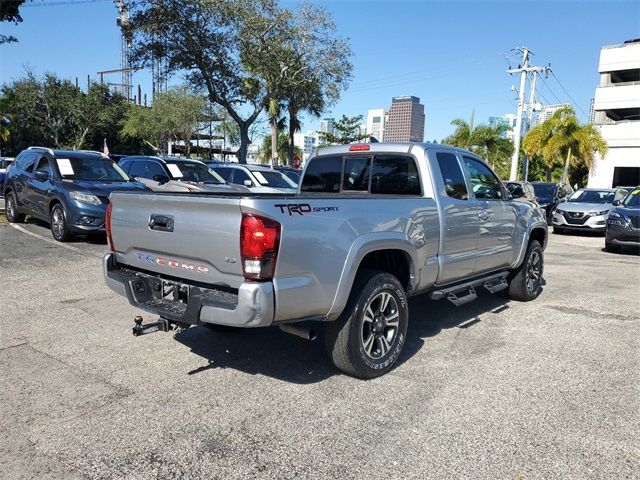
[132,316,173,336]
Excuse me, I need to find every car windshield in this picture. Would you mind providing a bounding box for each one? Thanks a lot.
[57,156,129,181]
[167,162,225,184]
[250,169,297,188]
[532,183,556,199]
[623,189,640,208]
[568,189,615,204]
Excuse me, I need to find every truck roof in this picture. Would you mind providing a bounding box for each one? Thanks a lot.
[314,141,471,158]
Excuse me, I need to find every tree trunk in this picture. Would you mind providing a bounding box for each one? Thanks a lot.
[288,120,295,167]
[562,149,572,184]
[236,123,250,165]
[546,166,552,182]
[270,115,278,168]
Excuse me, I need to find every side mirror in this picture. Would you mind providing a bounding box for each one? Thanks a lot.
[35,170,49,181]
[243,180,253,187]
[612,199,621,206]
[153,174,170,185]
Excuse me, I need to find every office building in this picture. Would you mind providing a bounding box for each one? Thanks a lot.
[383,96,425,142]
[489,114,517,141]
[588,39,640,188]
[366,108,386,142]
[293,130,319,162]
[536,103,572,125]
[319,118,335,137]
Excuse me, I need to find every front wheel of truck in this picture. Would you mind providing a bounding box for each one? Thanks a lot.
[507,239,544,302]
[324,271,408,379]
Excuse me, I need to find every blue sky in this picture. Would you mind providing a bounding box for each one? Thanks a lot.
[1,0,638,142]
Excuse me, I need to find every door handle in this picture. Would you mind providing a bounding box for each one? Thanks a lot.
[478,210,490,221]
[148,214,174,232]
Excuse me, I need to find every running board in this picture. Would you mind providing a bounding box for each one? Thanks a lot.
[431,272,509,306]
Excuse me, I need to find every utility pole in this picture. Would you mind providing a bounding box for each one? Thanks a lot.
[507,47,551,180]
[508,47,529,181]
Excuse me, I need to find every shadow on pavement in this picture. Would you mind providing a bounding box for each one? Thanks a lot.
[24,217,107,244]
[174,289,513,384]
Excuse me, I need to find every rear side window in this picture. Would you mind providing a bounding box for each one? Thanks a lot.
[16,152,36,172]
[146,161,166,179]
[129,161,147,179]
[301,156,341,193]
[436,152,468,200]
[213,167,233,182]
[371,155,421,195]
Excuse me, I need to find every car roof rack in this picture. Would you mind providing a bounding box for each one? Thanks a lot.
[27,146,55,155]
[75,149,110,157]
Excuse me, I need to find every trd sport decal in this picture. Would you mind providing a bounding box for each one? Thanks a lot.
[275,203,339,216]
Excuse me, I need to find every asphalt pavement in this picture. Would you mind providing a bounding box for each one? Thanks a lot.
[0,218,638,479]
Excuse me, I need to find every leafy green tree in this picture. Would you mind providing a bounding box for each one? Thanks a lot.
[523,106,607,186]
[127,0,285,163]
[122,86,207,155]
[257,131,301,165]
[442,113,514,178]
[319,115,368,145]
[0,0,25,44]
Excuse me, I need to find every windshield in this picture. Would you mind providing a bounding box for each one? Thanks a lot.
[250,169,297,189]
[56,156,129,181]
[532,183,556,199]
[623,188,640,208]
[167,162,225,184]
[568,189,615,204]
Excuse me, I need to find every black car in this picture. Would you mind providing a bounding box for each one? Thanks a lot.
[605,186,640,252]
[274,166,302,184]
[3,147,148,241]
[532,181,574,225]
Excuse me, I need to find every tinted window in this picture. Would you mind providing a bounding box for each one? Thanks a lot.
[343,157,370,192]
[35,156,52,175]
[232,168,251,186]
[462,157,503,200]
[165,162,224,183]
[17,152,36,172]
[436,152,468,200]
[371,155,421,195]
[532,183,556,199]
[568,190,615,204]
[146,161,166,179]
[129,161,147,179]
[301,156,341,193]
[212,167,233,182]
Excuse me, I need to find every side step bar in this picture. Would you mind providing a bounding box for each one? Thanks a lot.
[431,272,509,306]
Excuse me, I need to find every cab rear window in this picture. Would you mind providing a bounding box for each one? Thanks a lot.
[301,154,421,195]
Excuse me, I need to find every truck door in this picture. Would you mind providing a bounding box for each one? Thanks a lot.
[461,156,517,273]
[431,151,479,284]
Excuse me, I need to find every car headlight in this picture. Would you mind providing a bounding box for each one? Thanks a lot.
[555,208,564,215]
[591,210,609,216]
[70,191,102,206]
[609,212,622,219]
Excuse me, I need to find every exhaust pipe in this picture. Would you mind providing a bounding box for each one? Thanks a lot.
[279,324,317,341]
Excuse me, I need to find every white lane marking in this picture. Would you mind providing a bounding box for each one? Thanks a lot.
[8,223,102,259]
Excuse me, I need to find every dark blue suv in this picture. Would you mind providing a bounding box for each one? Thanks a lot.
[3,147,148,241]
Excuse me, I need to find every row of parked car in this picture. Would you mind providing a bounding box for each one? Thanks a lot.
[503,179,639,252]
[2,146,638,253]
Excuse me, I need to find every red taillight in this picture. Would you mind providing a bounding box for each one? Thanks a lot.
[349,144,370,151]
[105,203,115,252]
[240,214,281,281]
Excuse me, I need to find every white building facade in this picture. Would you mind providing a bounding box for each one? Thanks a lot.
[366,108,386,142]
[293,130,320,162]
[535,103,572,125]
[588,39,640,188]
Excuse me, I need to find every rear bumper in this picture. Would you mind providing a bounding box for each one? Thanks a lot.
[103,253,274,328]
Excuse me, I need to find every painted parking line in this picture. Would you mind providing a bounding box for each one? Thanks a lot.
[8,223,102,259]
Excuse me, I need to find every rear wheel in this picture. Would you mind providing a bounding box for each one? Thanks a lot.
[5,192,26,223]
[324,271,408,379]
[604,240,620,253]
[50,203,74,242]
[508,240,544,302]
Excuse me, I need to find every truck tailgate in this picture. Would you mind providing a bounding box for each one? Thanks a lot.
[110,193,244,288]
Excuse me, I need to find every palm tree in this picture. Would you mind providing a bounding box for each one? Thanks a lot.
[523,107,607,185]
[258,131,302,165]
[443,112,514,178]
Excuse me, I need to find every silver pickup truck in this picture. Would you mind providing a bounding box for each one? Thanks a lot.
[104,142,547,378]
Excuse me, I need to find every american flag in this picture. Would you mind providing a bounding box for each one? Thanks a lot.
[103,138,109,156]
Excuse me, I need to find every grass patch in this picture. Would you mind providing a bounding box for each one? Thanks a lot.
[0,214,7,223]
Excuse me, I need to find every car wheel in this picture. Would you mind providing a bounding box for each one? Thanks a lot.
[508,240,544,302]
[604,240,620,253]
[552,226,563,234]
[50,203,74,242]
[5,192,26,223]
[324,270,408,379]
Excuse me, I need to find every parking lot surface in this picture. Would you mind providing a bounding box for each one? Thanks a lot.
[1,218,638,479]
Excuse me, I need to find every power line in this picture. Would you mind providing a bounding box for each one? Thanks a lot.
[23,0,110,7]
[551,71,589,119]
[539,75,564,105]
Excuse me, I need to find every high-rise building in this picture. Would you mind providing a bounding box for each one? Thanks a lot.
[588,39,640,188]
[366,108,386,142]
[293,130,319,162]
[319,118,335,137]
[535,103,572,125]
[489,114,517,141]
[383,96,425,142]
